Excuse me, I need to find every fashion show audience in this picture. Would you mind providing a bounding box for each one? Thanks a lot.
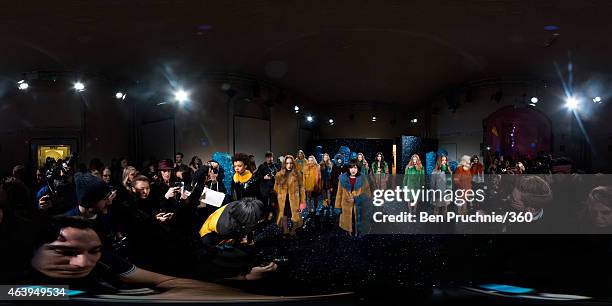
[0,148,610,296]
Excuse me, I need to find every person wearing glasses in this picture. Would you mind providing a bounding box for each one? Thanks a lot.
[274,155,306,236]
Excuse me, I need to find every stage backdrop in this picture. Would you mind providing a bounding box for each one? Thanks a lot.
[308,139,394,167]
[396,136,438,174]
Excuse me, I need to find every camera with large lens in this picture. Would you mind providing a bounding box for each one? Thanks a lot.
[45,152,78,195]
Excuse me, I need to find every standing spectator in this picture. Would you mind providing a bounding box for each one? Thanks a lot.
[174,152,185,169]
[231,153,258,201]
[102,167,112,185]
[122,166,138,192]
[89,158,105,178]
[255,152,280,213]
[189,156,203,173]
[248,155,258,173]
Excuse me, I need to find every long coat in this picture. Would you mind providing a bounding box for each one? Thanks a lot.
[336,173,372,235]
[303,163,320,192]
[274,169,305,227]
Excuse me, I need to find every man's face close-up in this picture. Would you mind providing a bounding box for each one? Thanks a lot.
[31,227,102,279]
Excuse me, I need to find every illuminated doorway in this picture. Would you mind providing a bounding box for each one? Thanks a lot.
[36,145,71,168]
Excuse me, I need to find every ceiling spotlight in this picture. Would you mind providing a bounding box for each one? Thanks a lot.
[531,97,538,103]
[294,105,300,113]
[17,80,28,90]
[486,146,491,151]
[566,96,579,110]
[328,118,334,125]
[74,82,85,92]
[411,118,418,123]
[593,96,602,103]
[174,89,189,103]
[115,92,127,100]
[372,116,377,122]
[306,115,314,122]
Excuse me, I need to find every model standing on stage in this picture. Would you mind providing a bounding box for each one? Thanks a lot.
[356,153,369,176]
[274,155,306,236]
[371,152,389,190]
[319,153,333,215]
[403,154,425,213]
[470,155,485,209]
[431,155,452,215]
[336,160,371,237]
[303,155,320,213]
[295,150,306,174]
[454,155,473,214]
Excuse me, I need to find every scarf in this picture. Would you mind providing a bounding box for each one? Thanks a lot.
[233,170,252,184]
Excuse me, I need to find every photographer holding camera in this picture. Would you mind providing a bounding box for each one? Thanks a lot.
[35,154,78,216]
[255,152,281,213]
[195,197,277,281]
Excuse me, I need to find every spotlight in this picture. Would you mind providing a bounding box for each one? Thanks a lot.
[174,89,189,103]
[372,116,377,122]
[74,82,85,92]
[411,118,418,123]
[115,92,126,100]
[17,80,28,90]
[531,97,538,103]
[294,105,300,113]
[221,83,231,91]
[593,96,602,103]
[328,118,334,125]
[306,115,314,122]
[486,146,491,151]
[565,96,579,110]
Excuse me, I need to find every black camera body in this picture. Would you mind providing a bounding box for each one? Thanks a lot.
[45,152,78,195]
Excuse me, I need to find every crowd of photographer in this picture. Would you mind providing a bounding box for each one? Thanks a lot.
[1,149,611,297]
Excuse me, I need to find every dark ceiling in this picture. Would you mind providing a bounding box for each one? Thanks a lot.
[1,0,611,105]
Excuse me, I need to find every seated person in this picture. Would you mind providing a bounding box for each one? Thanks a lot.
[197,198,277,280]
[22,215,263,298]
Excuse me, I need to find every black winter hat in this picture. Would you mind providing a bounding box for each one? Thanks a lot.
[75,172,111,208]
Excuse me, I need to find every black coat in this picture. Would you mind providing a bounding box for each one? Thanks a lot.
[256,162,281,197]
[231,174,259,201]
